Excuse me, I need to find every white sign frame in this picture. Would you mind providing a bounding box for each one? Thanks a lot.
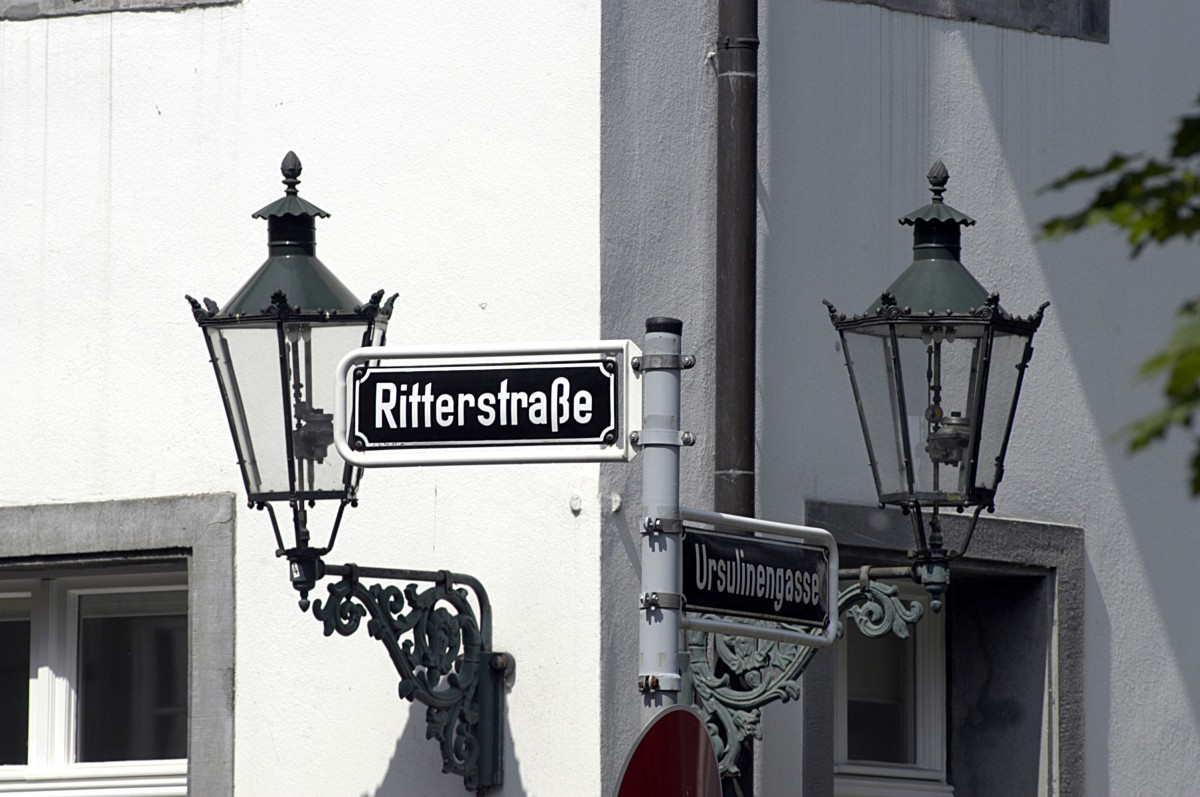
[679,507,839,648]
[334,340,643,467]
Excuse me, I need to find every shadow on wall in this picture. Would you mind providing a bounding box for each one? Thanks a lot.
[759,5,1200,792]
[1082,554,1111,797]
[365,705,526,797]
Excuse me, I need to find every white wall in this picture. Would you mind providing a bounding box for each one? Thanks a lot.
[0,2,604,795]
[758,1,1200,793]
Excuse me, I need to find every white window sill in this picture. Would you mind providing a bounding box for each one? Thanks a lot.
[0,761,186,796]
[835,773,955,797]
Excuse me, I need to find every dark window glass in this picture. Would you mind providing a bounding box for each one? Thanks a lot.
[0,598,30,766]
[76,591,187,762]
[845,618,915,764]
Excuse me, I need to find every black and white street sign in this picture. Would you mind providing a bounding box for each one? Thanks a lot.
[682,529,830,628]
[678,507,838,648]
[353,361,615,448]
[334,341,642,466]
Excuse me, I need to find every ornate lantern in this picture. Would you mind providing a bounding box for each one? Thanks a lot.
[824,161,1048,604]
[187,152,395,600]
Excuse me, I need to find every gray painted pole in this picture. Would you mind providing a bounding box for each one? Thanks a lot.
[638,317,684,724]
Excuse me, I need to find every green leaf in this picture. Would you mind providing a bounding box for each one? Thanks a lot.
[1044,92,1200,496]
[1171,114,1200,158]
[1039,153,1136,192]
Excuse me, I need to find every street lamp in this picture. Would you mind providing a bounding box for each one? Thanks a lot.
[187,154,510,793]
[823,160,1049,607]
[688,161,1051,782]
[186,151,394,605]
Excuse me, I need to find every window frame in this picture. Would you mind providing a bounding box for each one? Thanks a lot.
[801,500,1085,797]
[0,0,238,22]
[1,567,190,794]
[0,495,235,797]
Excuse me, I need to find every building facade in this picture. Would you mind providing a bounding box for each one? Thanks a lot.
[1,1,1197,795]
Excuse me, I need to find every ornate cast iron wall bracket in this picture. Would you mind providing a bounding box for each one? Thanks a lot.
[686,569,924,778]
[311,562,514,794]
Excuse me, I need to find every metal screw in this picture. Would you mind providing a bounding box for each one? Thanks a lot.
[682,354,696,369]
[354,367,366,381]
[630,431,641,445]
[631,357,642,371]
[681,431,696,446]
[637,675,660,693]
[603,359,615,372]
[604,432,615,444]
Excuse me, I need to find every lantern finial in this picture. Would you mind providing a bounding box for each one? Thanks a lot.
[252,152,330,221]
[928,160,949,202]
[281,151,302,195]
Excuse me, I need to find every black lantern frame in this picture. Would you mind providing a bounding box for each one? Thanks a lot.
[826,292,1047,513]
[824,162,1048,602]
[187,152,395,569]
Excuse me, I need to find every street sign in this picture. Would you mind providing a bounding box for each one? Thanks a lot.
[678,507,839,648]
[614,706,720,797]
[334,340,642,466]
[683,528,830,628]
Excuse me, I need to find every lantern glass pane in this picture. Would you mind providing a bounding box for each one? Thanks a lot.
[207,319,376,501]
[283,321,372,497]
[206,325,284,497]
[841,330,908,497]
[899,328,986,502]
[974,332,1029,492]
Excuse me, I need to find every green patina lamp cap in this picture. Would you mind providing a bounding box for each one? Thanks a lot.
[870,161,992,315]
[218,152,362,317]
[898,160,975,228]
[251,151,330,220]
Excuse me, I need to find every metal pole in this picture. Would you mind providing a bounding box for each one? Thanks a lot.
[714,7,760,788]
[639,317,684,724]
[715,0,759,519]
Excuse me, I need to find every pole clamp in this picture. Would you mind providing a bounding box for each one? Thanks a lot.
[631,353,697,371]
[637,675,660,693]
[718,35,760,50]
[642,517,683,536]
[630,429,697,447]
[641,591,683,611]
[637,673,683,693]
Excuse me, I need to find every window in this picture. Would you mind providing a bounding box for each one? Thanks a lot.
[825,0,1108,43]
[0,0,237,21]
[0,566,188,795]
[835,580,953,797]
[0,495,235,796]
[801,501,1085,797]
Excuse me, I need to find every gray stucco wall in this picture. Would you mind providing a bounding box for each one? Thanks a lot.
[599,1,720,791]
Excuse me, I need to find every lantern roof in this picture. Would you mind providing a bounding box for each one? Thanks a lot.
[218,152,362,319]
[251,151,331,221]
[870,160,992,316]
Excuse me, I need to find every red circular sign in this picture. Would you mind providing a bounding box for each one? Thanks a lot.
[615,706,721,797]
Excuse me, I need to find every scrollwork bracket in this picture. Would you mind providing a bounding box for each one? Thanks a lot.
[687,572,924,779]
[311,562,513,794]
